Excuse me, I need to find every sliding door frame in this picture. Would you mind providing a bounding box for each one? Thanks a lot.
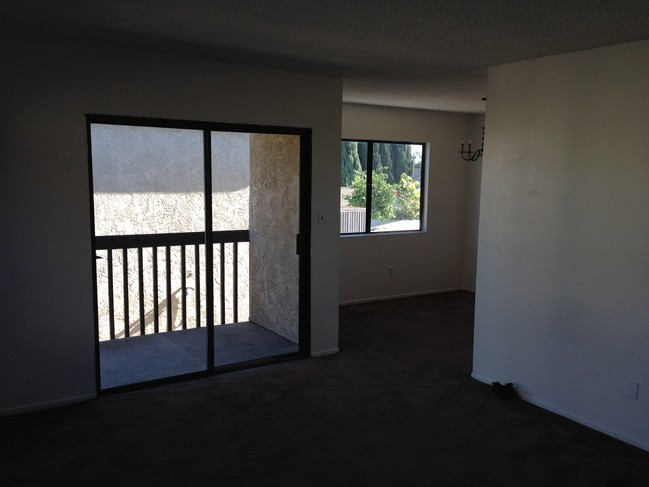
[87,114,311,392]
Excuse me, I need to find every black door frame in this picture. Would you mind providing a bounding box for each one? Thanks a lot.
[87,114,311,393]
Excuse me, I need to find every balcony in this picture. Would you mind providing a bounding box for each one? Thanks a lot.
[94,230,299,389]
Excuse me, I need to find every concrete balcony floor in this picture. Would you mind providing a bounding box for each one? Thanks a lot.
[99,322,298,389]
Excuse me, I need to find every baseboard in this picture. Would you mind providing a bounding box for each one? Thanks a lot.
[340,288,466,306]
[0,393,97,417]
[470,372,649,452]
[470,372,492,385]
[522,394,649,452]
[311,348,339,358]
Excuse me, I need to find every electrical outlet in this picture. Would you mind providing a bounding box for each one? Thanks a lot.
[318,211,326,225]
[388,266,394,278]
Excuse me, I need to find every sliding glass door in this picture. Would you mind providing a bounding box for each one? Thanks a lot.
[89,117,309,390]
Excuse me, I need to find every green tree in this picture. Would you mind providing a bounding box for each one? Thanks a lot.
[373,143,395,182]
[371,169,396,220]
[370,143,416,184]
[357,142,368,171]
[340,141,361,186]
[345,169,396,220]
[405,145,414,175]
[346,170,367,208]
[389,144,414,183]
[394,174,420,220]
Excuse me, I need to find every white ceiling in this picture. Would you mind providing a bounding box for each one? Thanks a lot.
[2,0,649,113]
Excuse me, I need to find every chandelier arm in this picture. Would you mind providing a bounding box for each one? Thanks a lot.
[458,149,483,161]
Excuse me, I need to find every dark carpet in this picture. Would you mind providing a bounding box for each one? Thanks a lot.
[2,291,648,486]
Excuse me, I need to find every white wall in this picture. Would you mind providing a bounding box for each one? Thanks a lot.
[340,103,479,303]
[462,116,484,291]
[0,32,342,414]
[473,39,649,450]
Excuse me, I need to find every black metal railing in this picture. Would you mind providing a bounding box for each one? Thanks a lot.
[94,230,249,341]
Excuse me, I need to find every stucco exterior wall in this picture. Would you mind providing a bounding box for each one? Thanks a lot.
[249,134,300,342]
[92,125,251,340]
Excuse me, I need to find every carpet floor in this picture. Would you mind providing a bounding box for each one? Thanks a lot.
[2,291,648,486]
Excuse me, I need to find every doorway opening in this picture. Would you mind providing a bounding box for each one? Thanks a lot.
[88,116,311,391]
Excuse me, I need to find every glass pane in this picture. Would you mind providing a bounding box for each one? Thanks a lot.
[340,141,368,233]
[91,124,304,388]
[211,131,251,231]
[370,143,423,233]
[213,132,300,366]
[91,123,207,388]
[91,124,204,236]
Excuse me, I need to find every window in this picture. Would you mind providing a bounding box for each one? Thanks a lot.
[340,139,425,234]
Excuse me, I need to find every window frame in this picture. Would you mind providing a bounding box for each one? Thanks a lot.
[340,138,426,235]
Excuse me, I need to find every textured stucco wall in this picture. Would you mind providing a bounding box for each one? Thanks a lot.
[249,134,300,342]
[212,131,251,230]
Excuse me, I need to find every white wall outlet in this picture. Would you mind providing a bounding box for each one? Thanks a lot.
[388,266,394,278]
[318,211,326,225]
[626,381,639,400]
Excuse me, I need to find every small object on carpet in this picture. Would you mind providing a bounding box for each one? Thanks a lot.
[491,381,519,399]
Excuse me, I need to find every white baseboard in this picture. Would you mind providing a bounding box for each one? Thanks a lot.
[470,372,649,452]
[470,372,493,385]
[340,287,466,306]
[522,394,649,452]
[0,393,97,417]
[311,348,339,358]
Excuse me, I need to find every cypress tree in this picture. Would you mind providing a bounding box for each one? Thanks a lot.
[376,143,394,182]
[340,141,361,186]
[389,144,415,183]
[357,142,368,171]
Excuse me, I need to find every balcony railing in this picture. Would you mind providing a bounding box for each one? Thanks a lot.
[94,230,249,342]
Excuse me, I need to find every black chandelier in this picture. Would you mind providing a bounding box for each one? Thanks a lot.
[459,98,486,162]
[459,123,485,162]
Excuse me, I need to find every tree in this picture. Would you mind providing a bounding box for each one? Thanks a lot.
[357,142,368,171]
[394,174,420,220]
[340,141,361,186]
[374,143,394,183]
[346,170,367,208]
[389,144,415,183]
[370,169,396,220]
[345,168,396,220]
